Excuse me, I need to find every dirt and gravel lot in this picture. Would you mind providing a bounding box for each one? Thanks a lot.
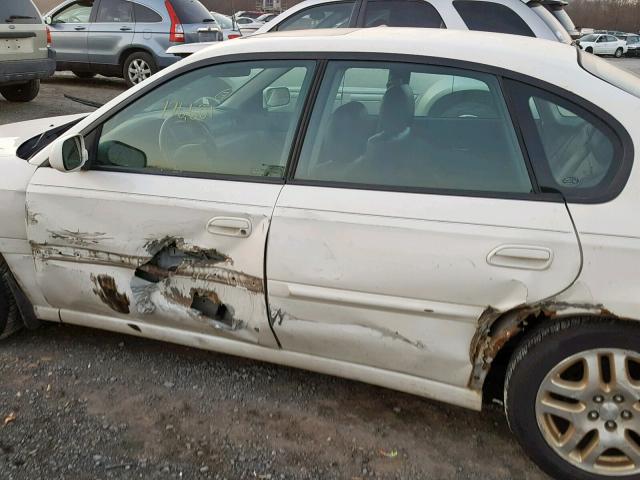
[1,58,639,480]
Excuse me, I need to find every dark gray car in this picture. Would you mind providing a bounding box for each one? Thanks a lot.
[45,0,219,87]
[0,0,55,102]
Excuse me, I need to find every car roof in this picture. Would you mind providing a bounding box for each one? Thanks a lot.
[184,27,580,80]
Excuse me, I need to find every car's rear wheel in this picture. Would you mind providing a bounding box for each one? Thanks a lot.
[0,262,22,340]
[0,80,40,102]
[123,51,157,88]
[505,317,640,480]
[72,71,97,79]
[615,48,624,58]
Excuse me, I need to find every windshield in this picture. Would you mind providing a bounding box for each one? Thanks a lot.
[581,34,598,42]
[580,49,640,99]
[0,0,41,24]
[211,12,233,29]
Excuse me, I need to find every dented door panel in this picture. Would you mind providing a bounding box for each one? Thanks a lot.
[267,186,582,386]
[26,168,280,347]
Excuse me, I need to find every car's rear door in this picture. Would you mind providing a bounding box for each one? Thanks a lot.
[88,0,135,67]
[48,0,95,64]
[267,59,582,388]
[26,58,317,347]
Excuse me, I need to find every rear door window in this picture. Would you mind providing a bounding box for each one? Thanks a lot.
[276,2,356,31]
[363,0,445,28]
[453,1,535,37]
[1,0,41,24]
[295,61,533,194]
[96,0,134,22]
[167,0,211,24]
[507,80,629,202]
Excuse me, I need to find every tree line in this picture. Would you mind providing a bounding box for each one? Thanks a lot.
[566,0,640,32]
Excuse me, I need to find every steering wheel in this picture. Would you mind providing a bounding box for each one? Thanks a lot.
[158,114,217,165]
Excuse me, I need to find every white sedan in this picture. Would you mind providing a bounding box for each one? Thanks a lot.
[578,33,628,57]
[2,29,640,480]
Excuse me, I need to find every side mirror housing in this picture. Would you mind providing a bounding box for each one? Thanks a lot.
[49,134,88,173]
[264,87,291,109]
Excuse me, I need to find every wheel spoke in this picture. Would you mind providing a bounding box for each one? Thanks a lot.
[558,425,589,455]
[620,436,640,467]
[581,433,606,467]
[539,396,583,421]
[583,352,603,391]
[547,376,586,400]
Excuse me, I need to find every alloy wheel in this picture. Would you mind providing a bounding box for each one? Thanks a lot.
[536,348,640,476]
[128,58,152,85]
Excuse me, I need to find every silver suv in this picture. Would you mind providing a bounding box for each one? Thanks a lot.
[0,0,55,102]
[45,0,220,87]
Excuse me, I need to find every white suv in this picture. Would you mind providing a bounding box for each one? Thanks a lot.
[168,0,576,56]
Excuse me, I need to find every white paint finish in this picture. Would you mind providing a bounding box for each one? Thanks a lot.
[267,185,581,384]
[26,168,282,347]
[57,311,482,410]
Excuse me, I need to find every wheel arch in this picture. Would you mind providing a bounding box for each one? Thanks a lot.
[118,46,156,69]
[470,302,629,403]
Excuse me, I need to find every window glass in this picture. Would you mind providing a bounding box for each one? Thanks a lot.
[211,12,232,29]
[52,1,94,23]
[168,0,211,24]
[1,0,41,24]
[133,3,162,22]
[276,2,355,31]
[364,0,445,28]
[509,81,622,197]
[453,1,534,37]
[97,0,133,22]
[95,61,316,178]
[295,61,532,194]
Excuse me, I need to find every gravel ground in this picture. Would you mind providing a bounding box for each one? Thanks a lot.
[2,57,639,479]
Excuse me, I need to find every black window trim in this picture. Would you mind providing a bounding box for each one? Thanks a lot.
[76,51,633,203]
[452,0,535,38]
[273,1,360,32]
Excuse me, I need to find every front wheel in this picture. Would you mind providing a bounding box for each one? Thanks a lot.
[505,318,640,480]
[0,79,40,102]
[123,51,157,88]
[615,48,624,58]
[586,47,594,54]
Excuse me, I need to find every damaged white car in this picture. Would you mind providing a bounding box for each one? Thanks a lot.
[1,28,640,480]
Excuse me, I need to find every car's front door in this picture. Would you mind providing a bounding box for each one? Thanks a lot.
[26,59,317,347]
[595,35,609,54]
[88,0,135,67]
[49,0,95,64]
[267,60,582,387]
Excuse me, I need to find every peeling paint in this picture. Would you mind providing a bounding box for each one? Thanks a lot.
[49,230,113,246]
[91,274,130,314]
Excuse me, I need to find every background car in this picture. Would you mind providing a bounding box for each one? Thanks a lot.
[2,26,640,480]
[232,10,264,19]
[169,0,577,57]
[45,0,220,87]
[0,0,55,102]
[578,33,628,57]
[256,13,278,23]
[210,11,241,40]
[234,16,264,34]
[616,33,640,56]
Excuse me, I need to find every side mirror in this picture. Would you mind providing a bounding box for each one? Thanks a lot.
[49,134,88,172]
[44,16,52,25]
[264,87,291,109]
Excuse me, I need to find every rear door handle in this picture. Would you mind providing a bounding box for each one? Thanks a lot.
[487,245,553,271]
[206,217,252,238]
[120,26,132,31]
[74,26,86,31]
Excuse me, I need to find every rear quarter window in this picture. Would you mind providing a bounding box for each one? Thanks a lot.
[166,0,211,24]
[453,1,535,37]
[1,0,42,25]
[506,80,633,203]
[134,3,162,22]
[363,0,446,28]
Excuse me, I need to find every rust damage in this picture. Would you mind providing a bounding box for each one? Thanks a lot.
[91,274,130,314]
[468,302,617,391]
[48,229,113,246]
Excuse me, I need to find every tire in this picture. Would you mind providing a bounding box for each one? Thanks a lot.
[586,47,594,54]
[0,262,22,340]
[72,71,96,79]
[505,317,640,480]
[123,51,157,88]
[0,79,40,102]
[615,48,624,58]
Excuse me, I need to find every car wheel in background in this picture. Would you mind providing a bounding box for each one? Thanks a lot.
[0,80,40,102]
[123,51,157,88]
[505,317,640,480]
[586,47,594,54]
[615,48,624,58]
[0,262,22,340]
[72,71,97,79]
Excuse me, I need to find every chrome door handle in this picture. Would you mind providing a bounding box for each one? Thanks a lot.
[206,217,252,238]
[74,26,86,31]
[487,245,553,271]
